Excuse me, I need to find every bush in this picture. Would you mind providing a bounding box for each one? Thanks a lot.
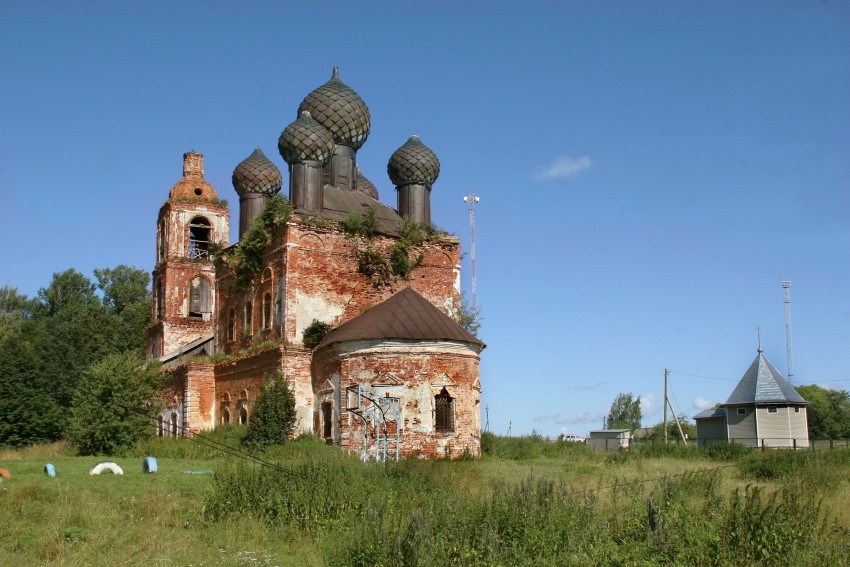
[302,319,333,349]
[66,352,162,456]
[244,372,296,450]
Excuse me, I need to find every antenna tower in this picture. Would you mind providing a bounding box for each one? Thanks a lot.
[463,192,480,312]
[781,281,794,384]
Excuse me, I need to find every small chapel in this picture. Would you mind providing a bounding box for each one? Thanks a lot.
[146,67,484,459]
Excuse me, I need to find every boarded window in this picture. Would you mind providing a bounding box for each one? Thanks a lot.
[435,387,455,434]
[188,217,212,259]
[227,309,235,342]
[244,301,253,334]
[263,293,272,329]
[189,277,211,318]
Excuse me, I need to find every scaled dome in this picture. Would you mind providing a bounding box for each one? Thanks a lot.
[298,66,371,150]
[355,167,379,200]
[387,135,440,187]
[278,111,335,165]
[232,147,283,196]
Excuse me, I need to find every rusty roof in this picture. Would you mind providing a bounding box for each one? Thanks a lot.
[316,287,484,350]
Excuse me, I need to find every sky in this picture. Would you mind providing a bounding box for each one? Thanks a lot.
[2,1,848,438]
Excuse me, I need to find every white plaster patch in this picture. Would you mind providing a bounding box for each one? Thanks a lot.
[295,290,344,342]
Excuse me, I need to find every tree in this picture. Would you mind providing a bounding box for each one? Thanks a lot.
[67,352,162,455]
[795,385,850,439]
[607,392,642,430]
[244,372,296,450]
[302,319,333,349]
[642,415,696,441]
[94,265,151,313]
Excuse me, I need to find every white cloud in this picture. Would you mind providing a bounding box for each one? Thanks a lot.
[693,396,715,411]
[640,393,660,417]
[535,155,593,180]
[554,411,606,426]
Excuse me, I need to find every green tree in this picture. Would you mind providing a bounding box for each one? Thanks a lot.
[642,414,696,441]
[795,384,850,439]
[607,392,642,430]
[67,352,162,455]
[0,322,63,446]
[244,372,296,450]
[302,319,333,349]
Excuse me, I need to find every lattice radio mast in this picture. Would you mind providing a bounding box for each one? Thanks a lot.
[463,192,480,312]
[781,281,794,384]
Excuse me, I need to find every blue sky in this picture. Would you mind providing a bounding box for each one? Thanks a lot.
[2,1,848,437]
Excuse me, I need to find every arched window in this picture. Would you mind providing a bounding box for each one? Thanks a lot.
[221,409,230,425]
[189,277,211,319]
[321,402,333,441]
[188,217,212,259]
[227,308,235,342]
[239,407,249,425]
[434,388,455,434]
[244,301,253,335]
[263,293,272,329]
[170,412,179,437]
[155,280,164,319]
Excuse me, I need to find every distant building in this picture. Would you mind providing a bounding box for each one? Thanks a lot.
[588,428,631,451]
[694,348,809,448]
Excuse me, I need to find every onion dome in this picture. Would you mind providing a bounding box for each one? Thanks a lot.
[278,111,335,165]
[387,135,440,186]
[232,147,283,196]
[298,66,371,150]
[355,167,379,200]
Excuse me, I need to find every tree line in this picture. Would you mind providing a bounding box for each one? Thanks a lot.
[0,266,160,453]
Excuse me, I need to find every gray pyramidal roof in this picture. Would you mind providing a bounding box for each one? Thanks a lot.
[316,287,484,350]
[724,351,807,405]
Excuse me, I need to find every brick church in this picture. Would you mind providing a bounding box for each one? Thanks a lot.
[147,67,484,459]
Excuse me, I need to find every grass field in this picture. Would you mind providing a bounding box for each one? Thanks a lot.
[1,431,849,566]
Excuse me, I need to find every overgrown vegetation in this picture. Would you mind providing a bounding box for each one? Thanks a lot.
[3,435,849,565]
[167,195,228,207]
[244,371,296,451]
[66,353,162,456]
[219,195,293,290]
[0,266,152,449]
[302,319,333,349]
[340,207,443,288]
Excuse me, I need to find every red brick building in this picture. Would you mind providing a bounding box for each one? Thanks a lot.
[148,68,484,458]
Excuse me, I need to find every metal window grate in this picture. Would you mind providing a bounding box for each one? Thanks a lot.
[435,390,454,434]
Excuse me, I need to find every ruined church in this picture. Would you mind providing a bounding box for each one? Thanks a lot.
[146,67,484,459]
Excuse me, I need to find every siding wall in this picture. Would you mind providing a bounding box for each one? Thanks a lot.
[725,404,758,447]
[696,418,727,446]
[756,405,809,448]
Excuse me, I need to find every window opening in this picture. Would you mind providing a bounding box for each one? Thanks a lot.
[737,408,746,415]
[322,402,333,441]
[155,280,164,319]
[170,412,178,437]
[239,407,248,425]
[263,293,272,329]
[189,277,211,318]
[244,301,253,334]
[435,387,455,434]
[795,407,800,413]
[221,409,230,425]
[188,217,212,259]
[767,407,778,414]
[158,223,166,260]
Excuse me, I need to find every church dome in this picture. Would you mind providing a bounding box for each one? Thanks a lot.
[355,167,379,200]
[298,66,370,150]
[232,147,283,196]
[387,135,440,187]
[278,111,335,165]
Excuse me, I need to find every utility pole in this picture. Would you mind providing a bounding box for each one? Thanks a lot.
[782,281,794,384]
[484,405,490,432]
[664,368,669,445]
[463,192,480,313]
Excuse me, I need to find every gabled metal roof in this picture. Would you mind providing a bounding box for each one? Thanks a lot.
[316,287,484,350]
[724,351,807,405]
[693,408,726,420]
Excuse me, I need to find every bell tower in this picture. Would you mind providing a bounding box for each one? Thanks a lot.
[147,151,230,360]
